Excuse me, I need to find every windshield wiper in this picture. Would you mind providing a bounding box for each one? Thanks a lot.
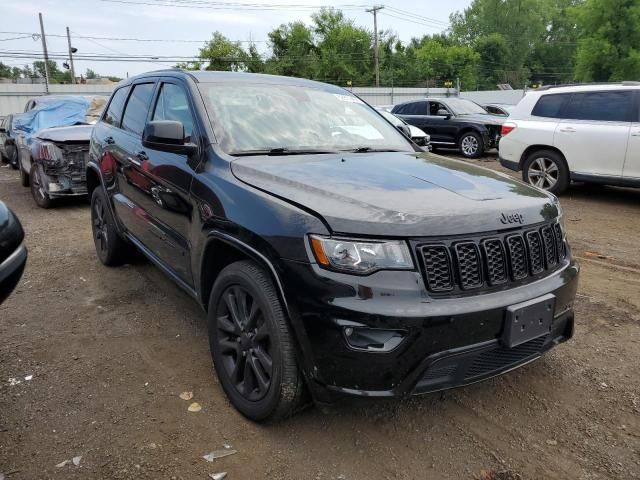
[229,147,338,156]
[342,147,404,153]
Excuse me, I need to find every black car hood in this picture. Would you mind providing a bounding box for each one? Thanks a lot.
[454,113,505,125]
[231,151,559,237]
[35,124,93,143]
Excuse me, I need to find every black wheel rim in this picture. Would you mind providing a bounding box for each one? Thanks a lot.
[216,285,273,401]
[92,196,109,255]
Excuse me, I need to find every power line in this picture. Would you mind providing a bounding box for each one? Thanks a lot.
[98,0,371,11]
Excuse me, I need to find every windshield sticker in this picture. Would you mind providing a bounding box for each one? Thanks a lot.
[333,93,363,104]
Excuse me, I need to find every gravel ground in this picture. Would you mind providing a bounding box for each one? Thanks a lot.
[0,157,639,480]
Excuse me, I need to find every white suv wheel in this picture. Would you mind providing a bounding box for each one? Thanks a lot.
[527,157,559,190]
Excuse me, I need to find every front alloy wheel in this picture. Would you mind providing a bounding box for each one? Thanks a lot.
[208,261,305,422]
[216,285,273,401]
[30,165,52,208]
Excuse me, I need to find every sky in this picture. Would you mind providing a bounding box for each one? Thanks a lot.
[1,0,471,79]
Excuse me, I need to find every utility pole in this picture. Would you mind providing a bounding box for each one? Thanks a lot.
[66,27,76,84]
[38,13,50,93]
[366,5,384,87]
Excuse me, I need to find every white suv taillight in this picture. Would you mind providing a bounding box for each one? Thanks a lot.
[501,122,516,136]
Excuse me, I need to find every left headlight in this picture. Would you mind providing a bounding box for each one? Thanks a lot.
[309,235,414,274]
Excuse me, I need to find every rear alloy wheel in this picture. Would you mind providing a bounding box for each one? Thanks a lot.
[30,164,53,208]
[91,188,128,266]
[208,261,305,422]
[458,131,484,158]
[523,150,569,195]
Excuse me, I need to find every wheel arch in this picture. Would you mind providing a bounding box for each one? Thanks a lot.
[456,125,484,143]
[86,165,101,200]
[200,232,290,318]
[520,145,569,171]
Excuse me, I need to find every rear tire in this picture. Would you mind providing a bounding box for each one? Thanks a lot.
[458,131,484,158]
[91,187,128,266]
[523,149,569,195]
[208,260,305,422]
[30,164,53,209]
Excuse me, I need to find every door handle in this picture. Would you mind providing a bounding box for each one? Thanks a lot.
[631,131,640,137]
[559,127,576,133]
[104,136,115,144]
[135,151,149,161]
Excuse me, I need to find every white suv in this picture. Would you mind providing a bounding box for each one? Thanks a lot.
[499,83,640,194]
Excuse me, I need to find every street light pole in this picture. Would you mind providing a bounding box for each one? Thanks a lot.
[38,12,50,94]
[366,5,384,87]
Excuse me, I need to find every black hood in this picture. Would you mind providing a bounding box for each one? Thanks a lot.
[231,151,559,237]
[35,124,93,143]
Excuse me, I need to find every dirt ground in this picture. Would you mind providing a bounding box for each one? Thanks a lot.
[0,156,639,480]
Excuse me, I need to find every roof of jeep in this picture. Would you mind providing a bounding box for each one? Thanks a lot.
[123,69,346,92]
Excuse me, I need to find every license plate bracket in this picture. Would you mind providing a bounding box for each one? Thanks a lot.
[502,294,555,348]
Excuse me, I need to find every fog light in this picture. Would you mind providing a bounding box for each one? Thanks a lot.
[343,326,405,352]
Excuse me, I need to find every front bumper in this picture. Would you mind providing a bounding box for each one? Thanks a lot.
[499,155,521,172]
[280,258,579,404]
[41,170,88,197]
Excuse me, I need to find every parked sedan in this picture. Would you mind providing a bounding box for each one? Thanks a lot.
[0,201,27,305]
[0,114,18,169]
[376,108,431,148]
[392,98,505,158]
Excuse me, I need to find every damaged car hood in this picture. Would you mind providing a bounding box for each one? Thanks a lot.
[35,124,93,143]
[231,151,559,237]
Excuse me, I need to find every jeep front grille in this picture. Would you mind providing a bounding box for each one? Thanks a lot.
[418,221,567,295]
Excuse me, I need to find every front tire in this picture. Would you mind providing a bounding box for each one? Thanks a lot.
[208,261,305,422]
[30,164,53,209]
[91,187,128,266]
[19,161,29,187]
[458,131,484,158]
[523,149,569,195]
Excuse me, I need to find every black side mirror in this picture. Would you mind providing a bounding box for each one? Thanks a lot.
[0,128,6,134]
[142,120,197,155]
[396,124,411,138]
[437,109,451,118]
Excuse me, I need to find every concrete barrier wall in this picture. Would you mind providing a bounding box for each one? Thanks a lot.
[0,84,116,117]
[0,83,527,118]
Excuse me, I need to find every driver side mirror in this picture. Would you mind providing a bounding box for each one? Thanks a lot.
[142,120,197,155]
[437,109,451,119]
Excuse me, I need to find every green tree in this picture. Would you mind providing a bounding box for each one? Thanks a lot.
[199,32,252,71]
[414,38,480,89]
[265,21,316,78]
[574,0,640,81]
[474,33,509,89]
[86,68,98,79]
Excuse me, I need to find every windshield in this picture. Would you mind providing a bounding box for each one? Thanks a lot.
[199,83,413,155]
[379,109,404,127]
[444,98,488,115]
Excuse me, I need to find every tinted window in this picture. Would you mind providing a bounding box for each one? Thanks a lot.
[429,101,449,116]
[122,83,155,136]
[398,101,428,115]
[104,87,129,127]
[152,83,194,140]
[563,91,632,122]
[531,93,571,118]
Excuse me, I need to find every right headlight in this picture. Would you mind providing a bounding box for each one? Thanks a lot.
[309,235,414,275]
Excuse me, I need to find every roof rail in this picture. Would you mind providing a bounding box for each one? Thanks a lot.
[535,81,640,91]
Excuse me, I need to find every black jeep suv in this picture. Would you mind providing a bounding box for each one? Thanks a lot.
[87,71,579,422]
[392,98,504,158]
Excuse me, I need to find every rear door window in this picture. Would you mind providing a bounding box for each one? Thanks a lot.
[563,91,632,122]
[122,83,156,136]
[103,87,129,127]
[151,83,195,141]
[399,101,428,115]
[531,93,571,118]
